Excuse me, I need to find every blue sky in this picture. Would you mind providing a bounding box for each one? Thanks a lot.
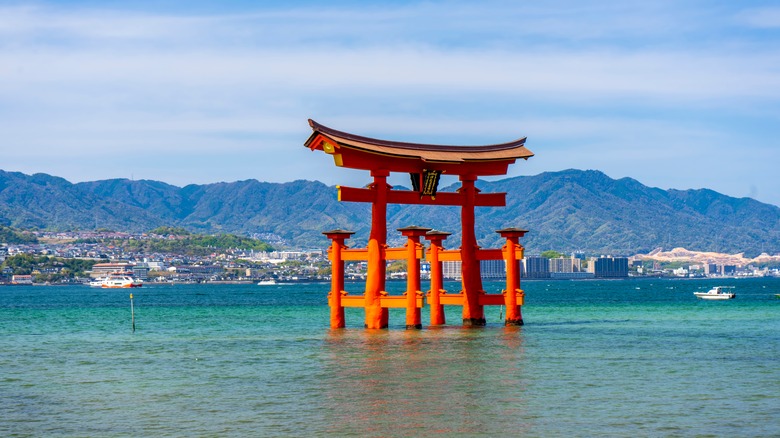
[2,1,780,206]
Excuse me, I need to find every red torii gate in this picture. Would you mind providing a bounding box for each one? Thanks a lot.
[306,119,533,328]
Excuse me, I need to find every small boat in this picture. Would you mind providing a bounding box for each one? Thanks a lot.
[694,286,735,300]
[257,279,277,285]
[88,278,107,287]
[101,272,143,288]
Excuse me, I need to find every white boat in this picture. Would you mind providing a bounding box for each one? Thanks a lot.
[101,272,143,288]
[257,279,277,285]
[694,286,735,300]
[88,278,106,287]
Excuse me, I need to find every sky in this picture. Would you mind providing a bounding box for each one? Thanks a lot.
[2,1,780,206]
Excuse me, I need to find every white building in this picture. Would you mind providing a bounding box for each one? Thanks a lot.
[549,256,581,273]
[441,260,506,280]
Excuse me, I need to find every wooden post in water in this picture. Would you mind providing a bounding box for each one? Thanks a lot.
[424,230,451,326]
[130,293,135,332]
[398,225,431,329]
[323,229,355,329]
[497,227,528,326]
[460,175,486,326]
[365,170,390,329]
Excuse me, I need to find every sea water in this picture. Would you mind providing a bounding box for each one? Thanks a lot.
[1,278,778,437]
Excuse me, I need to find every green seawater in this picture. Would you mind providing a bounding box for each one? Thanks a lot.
[1,278,779,437]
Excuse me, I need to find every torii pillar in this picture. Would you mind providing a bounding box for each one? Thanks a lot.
[459,174,485,326]
[424,230,451,326]
[398,225,431,329]
[365,170,390,329]
[497,227,527,326]
[323,229,354,329]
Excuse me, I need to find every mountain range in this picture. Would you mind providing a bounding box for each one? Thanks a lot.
[1,169,779,256]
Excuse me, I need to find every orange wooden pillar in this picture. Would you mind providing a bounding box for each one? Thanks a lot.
[497,227,527,326]
[398,226,431,329]
[460,174,486,326]
[365,169,390,329]
[323,229,355,328]
[425,230,450,326]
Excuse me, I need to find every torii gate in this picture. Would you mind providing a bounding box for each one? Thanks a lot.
[305,119,533,328]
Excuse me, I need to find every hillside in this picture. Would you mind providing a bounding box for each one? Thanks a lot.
[1,169,778,256]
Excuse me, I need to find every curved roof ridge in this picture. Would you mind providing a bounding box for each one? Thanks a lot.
[308,119,527,152]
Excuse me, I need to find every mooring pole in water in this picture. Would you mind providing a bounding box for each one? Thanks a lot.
[130,293,135,333]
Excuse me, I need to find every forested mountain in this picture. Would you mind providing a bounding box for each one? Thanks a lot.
[1,169,778,256]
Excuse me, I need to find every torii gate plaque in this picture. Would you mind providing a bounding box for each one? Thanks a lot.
[305,119,533,328]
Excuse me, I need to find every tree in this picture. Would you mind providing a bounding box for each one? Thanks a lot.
[149,226,191,236]
[0,226,38,244]
[1,254,97,278]
[387,260,407,273]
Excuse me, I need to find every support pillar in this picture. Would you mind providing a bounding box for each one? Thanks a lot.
[398,226,431,329]
[323,229,355,329]
[497,228,527,326]
[365,170,390,329]
[459,175,485,326]
[425,230,451,326]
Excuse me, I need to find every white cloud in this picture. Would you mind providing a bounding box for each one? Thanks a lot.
[0,1,779,206]
[737,7,780,28]
[0,2,706,45]
[4,46,779,102]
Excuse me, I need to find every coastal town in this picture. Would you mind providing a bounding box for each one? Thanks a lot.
[1,230,778,286]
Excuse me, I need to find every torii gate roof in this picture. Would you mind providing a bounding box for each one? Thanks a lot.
[304,119,533,176]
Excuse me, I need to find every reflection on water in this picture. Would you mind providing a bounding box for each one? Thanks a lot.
[322,327,529,436]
